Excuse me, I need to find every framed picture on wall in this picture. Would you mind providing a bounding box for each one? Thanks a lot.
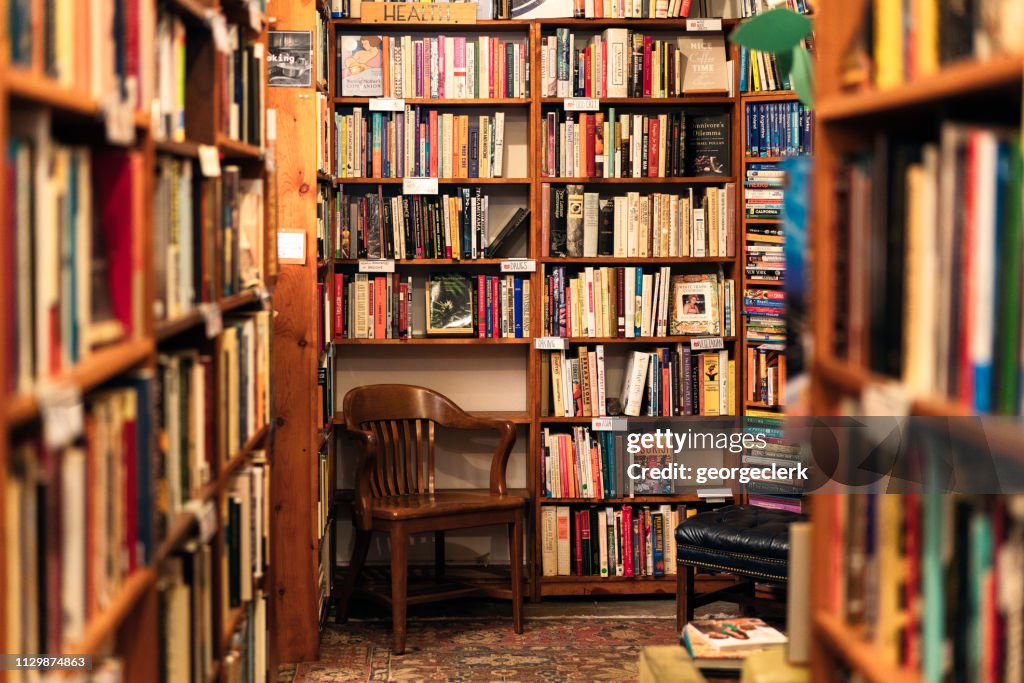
[426,273,475,335]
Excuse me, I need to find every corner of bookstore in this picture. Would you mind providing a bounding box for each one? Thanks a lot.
[4,0,1024,681]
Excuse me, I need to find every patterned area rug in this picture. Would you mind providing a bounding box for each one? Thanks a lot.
[284,617,679,682]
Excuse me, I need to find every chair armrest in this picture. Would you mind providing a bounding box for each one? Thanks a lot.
[345,427,379,530]
[451,414,517,496]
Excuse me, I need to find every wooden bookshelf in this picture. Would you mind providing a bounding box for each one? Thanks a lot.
[808,4,1024,683]
[0,0,278,680]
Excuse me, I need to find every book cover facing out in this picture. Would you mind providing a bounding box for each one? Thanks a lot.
[686,113,731,177]
[340,35,384,96]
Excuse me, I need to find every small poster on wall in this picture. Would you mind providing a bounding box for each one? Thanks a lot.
[268,31,313,87]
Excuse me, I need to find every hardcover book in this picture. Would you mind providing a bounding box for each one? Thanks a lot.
[339,35,384,96]
[685,113,731,177]
[670,274,721,335]
[678,35,729,92]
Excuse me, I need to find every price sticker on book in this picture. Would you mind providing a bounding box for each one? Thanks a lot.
[592,417,628,432]
[686,18,722,31]
[690,337,725,350]
[564,98,600,112]
[535,337,568,351]
[198,144,222,177]
[403,177,439,195]
[200,303,223,339]
[37,383,84,450]
[369,98,406,112]
[359,259,396,273]
[500,259,536,273]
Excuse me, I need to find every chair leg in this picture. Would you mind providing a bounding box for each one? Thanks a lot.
[677,564,695,632]
[389,528,409,655]
[508,511,524,634]
[434,531,446,581]
[335,528,371,624]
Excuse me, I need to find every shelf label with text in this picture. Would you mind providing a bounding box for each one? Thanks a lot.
[403,177,439,194]
[500,259,536,273]
[359,259,396,273]
[104,99,136,146]
[37,383,84,450]
[592,417,628,432]
[198,144,222,177]
[686,18,722,31]
[535,337,569,350]
[277,230,307,264]
[369,97,406,112]
[200,303,223,339]
[564,97,600,112]
[690,337,725,350]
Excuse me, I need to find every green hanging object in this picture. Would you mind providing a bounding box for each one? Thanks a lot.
[790,45,814,108]
[729,7,812,53]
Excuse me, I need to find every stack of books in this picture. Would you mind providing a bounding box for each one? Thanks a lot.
[743,289,785,344]
[745,104,813,158]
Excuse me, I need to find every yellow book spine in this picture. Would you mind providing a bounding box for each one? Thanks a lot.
[874,0,904,88]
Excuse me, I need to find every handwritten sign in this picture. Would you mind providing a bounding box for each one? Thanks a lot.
[369,98,406,112]
[686,18,722,31]
[359,259,396,273]
[361,1,477,23]
[535,337,569,351]
[500,259,536,273]
[592,417,628,432]
[690,337,725,350]
[403,177,439,195]
[198,144,222,177]
[277,230,306,265]
[564,98,600,112]
[37,383,84,449]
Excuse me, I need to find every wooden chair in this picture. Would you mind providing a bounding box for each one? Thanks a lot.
[334,384,525,654]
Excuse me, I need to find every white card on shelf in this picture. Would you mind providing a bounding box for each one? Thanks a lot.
[500,259,536,273]
[200,303,223,339]
[37,383,84,450]
[564,97,600,112]
[690,337,725,350]
[359,259,396,273]
[369,97,406,112]
[403,177,439,195]
[104,99,136,146]
[535,337,568,350]
[209,13,229,53]
[186,500,219,543]
[687,18,722,31]
[198,144,222,177]
[591,417,628,432]
[277,230,306,264]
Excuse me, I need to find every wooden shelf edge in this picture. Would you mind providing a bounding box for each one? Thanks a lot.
[333,97,529,106]
[817,52,1024,122]
[333,177,530,185]
[541,176,733,184]
[198,424,271,501]
[334,258,507,266]
[539,96,732,104]
[538,256,736,264]
[812,356,969,417]
[539,414,738,423]
[333,337,531,345]
[154,288,264,341]
[813,612,923,683]
[539,494,700,504]
[6,338,155,427]
[217,136,264,160]
[740,90,798,100]
[155,139,203,157]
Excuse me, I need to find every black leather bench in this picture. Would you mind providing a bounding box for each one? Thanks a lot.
[675,504,807,630]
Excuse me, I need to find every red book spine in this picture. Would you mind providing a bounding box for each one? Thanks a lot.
[601,42,608,97]
[642,36,653,98]
[584,46,591,97]
[334,274,344,338]
[622,505,634,577]
[648,117,660,177]
[491,276,500,338]
[585,114,596,177]
[638,511,646,576]
[574,511,584,575]
[616,267,626,336]
[580,511,591,574]
[680,0,692,17]
[477,275,487,338]
[429,111,439,177]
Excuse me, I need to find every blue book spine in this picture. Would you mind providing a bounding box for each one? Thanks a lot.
[513,278,524,338]
[607,434,617,498]
[759,104,768,157]
[738,47,748,93]
[749,104,758,157]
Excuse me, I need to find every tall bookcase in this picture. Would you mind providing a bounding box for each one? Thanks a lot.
[323,9,761,604]
[0,0,278,680]
[808,1,1024,682]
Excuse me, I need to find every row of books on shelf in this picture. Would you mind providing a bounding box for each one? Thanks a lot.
[744,162,784,218]
[335,187,527,260]
[738,45,811,94]
[569,0,698,19]
[541,110,731,178]
[832,125,1023,413]
[157,311,272,518]
[6,115,143,394]
[823,494,1024,682]
[739,0,811,18]
[540,29,728,98]
[542,268,735,338]
[317,348,335,431]
[317,444,332,544]
[869,0,1022,90]
[334,108,506,179]
[540,504,684,578]
[745,103,812,158]
[743,288,784,343]
[317,183,333,261]
[544,184,737,258]
[542,428,675,497]
[316,11,330,86]
[746,244,784,280]
[745,343,784,407]
[546,346,736,417]
[154,159,266,322]
[318,93,332,176]
[334,272,531,339]
[219,26,266,147]
[338,34,530,99]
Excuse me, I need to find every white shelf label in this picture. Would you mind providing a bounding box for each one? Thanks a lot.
[403,177,439,195]
[687,18,722,31]
[500,259,536,273]
[200,303,223,339]
[104,99,136,146]
[592,417,628,432]
[198,144,222,177]
[209,13,229,53]
[564,97,600,112]
[535,337,569,350]
[37,383,84,449]
[186,500,219,543]
[359,259,396,273]
[369,97,406,112]
[277,230,307,264]
[690,336,725,350]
